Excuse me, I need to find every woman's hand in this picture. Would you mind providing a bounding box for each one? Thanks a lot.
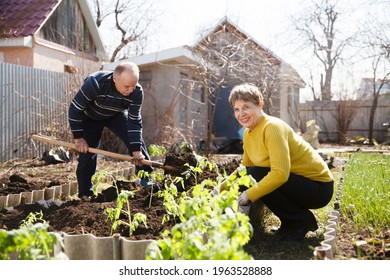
[238,191,250,206]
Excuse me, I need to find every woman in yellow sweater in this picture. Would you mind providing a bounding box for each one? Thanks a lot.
[230,83,334,241]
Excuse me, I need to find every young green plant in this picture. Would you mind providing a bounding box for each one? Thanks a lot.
[105,190,148,237]
[182,156,218,186]
[137,169,164,208]
[91,169,119,197]
[157,176,184,224]
[146,167,256,260]
[92,170,148,236]
[0,211,67,260]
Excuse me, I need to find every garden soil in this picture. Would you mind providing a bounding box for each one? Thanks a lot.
[0,147,389,260]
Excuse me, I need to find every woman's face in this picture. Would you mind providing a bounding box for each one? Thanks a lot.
[233,99,263,130]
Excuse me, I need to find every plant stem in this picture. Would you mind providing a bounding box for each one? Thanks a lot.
[127,199,132,236]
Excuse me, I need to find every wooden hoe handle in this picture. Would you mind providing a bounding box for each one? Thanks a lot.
[31,134,175,171]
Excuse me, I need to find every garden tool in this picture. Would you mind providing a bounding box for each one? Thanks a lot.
[31,134,178,172]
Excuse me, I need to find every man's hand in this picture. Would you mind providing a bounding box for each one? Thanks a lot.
[238,191,250,206]
[131,151,145,166]
[74,138,89,153]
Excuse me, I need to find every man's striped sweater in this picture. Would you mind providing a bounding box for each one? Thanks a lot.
[68,70,144,151]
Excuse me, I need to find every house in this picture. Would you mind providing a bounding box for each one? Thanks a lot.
[357,78,390,99]
[103,46,208,149]
[104,18,305,152]
[0,0,107,73]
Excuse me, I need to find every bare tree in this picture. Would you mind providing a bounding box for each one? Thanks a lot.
[334,97,361,145]
[90,0,160,62]
[358,1,390,145]
[291,0,355,100]
[365,57,390,145]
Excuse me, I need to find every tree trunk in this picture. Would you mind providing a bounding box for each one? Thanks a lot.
[322,67,333,101]
[368,94,379,145]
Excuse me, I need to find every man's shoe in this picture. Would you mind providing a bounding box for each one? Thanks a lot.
[78,190,93,198]
[140,178,158,188]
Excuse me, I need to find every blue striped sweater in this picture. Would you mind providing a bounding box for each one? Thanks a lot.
[68,70,144,151]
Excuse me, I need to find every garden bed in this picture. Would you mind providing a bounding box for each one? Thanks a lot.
[1,146,389,260]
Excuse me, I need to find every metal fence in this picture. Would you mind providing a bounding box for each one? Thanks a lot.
[299,97,390,143]
[0,63,82,162]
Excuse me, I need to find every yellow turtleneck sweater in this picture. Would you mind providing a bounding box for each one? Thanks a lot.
[242,114,333,202]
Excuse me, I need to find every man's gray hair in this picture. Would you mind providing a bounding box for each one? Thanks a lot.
[114,61,140,80]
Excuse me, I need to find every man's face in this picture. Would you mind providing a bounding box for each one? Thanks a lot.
[113,71,138,96]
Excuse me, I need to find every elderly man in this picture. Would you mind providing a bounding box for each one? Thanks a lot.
[68,62,153,197]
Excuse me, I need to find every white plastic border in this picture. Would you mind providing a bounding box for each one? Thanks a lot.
[314,177,343,260]
[0,167,133,209]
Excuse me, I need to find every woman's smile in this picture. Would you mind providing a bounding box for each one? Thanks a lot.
[233,99,263,130]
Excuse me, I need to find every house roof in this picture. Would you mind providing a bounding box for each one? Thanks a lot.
[198,18,305,87]
[0,0,106,59]
[0,0,60,37]
[197,18,281,64]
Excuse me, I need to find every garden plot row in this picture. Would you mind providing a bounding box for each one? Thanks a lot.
[1,155,344,260]
[0,167,134,210]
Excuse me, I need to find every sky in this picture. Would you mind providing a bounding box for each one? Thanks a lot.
[150,0,300,51]
[94,0,389,101]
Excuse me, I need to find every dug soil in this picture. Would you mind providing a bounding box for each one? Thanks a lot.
[0,149,389,260]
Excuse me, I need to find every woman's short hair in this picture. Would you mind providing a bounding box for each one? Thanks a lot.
[228,83,264,106]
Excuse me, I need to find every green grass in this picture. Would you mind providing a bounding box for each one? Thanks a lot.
[340,152,390,233]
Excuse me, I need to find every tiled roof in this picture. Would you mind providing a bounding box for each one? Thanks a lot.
[0,0,60,37]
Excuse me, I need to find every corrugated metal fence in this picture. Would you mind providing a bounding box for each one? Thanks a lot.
[0,63,83,162]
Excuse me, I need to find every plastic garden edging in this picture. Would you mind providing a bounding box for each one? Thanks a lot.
[313,176,343,260]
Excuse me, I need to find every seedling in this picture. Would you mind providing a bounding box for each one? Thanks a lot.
[146,168,256,260]
[148,144,166,157]
[105,190,148,236]
[0,211,67,260]
[157,176,184,223]
[137,169,164,208]
[92,170,148,236]
[182,156,218,186]
[92,169,119,196]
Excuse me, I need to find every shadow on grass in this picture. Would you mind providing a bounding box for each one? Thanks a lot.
[245,224,322,260]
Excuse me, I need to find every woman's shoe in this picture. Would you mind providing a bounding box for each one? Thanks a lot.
[272,224,291,237]
[275,221,318,241]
